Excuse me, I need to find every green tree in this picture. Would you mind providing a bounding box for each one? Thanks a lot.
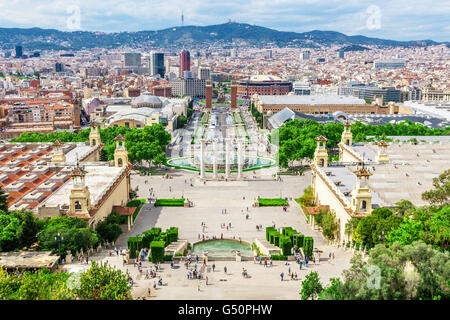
[0,212,22,251]
[300,271,324,300]
[321,241,449,300]
[0,267,75,300]
[0,186,9,213]
[37,217,99,255]
[76,261,132,300]
[14,210,42,248]
[421,169,449,206]
[95,213,123,243]
[319,278,345,300]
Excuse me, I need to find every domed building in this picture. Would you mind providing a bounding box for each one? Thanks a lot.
[131,93,163,108]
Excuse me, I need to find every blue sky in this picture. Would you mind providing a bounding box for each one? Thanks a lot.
[0,0,448,41]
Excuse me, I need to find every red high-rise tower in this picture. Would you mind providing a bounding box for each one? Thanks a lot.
[205,80,212,109]
[230,80,237,109]
[180,50,190,78]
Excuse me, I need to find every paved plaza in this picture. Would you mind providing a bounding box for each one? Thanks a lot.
[77,107,353,300]
[87,168,354,299]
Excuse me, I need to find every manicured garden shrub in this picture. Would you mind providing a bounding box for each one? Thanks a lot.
[154,199,185,207]
[303,237,314,258]
[273,233,280,247]
[167,227,178,243]
[158,232,169,246]
[269,230,279,245]
[164,254,173,261]
[279,235,293,256]
[282,227,293,236]
[266,227,276,241]
[258,198,288,206]
[126,199,145,207]
[127,236,143,259]
[295,234,304,248]
[142,230,155,248]
[271,255,288,260]
[150,241,165,263]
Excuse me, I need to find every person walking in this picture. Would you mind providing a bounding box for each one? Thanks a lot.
[224,266,227,274]
[206,276,208,285]
[280,272,284,281]
[212,263,215,272]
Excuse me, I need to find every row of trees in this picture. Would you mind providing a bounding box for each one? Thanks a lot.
[0,188,123,255]
[11,123,171,168]
[272,119,450,169]
[300,241,449,300]
[346,169,449,251]
[0,261,131,300]
[299,170,449,300]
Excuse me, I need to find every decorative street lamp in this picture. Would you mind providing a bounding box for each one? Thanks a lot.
[54,232,64,264]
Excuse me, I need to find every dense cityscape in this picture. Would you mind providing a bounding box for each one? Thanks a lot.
[0,1,448,306]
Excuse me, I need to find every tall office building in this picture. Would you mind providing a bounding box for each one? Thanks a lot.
[169,78,205,98]
[339,49,345,59]
[15,45,23,58]
[122,52,141,67]
[302,51,310,60]
[149,51,165,77]
[180,50,190,78]
[198,67,211,81]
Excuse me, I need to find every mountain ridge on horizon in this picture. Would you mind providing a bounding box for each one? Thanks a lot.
[0,22,447,51]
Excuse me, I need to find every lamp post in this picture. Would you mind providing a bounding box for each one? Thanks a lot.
[54,232,64,264]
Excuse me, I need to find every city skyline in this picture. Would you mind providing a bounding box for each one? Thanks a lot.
[0,0,449,42]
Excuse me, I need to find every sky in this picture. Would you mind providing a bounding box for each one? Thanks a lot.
[0,0,448,42]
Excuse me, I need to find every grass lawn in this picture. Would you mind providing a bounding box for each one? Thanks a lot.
[154,199,185,207]
[258,198,288,206]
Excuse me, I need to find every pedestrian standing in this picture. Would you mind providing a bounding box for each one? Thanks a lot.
[212,263,215,272]
[224,266,227,274]
[280,272,284,281]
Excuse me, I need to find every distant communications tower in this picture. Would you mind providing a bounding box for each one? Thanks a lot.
[181,10,184,26]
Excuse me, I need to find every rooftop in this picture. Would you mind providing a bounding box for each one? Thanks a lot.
[258,94,366,106]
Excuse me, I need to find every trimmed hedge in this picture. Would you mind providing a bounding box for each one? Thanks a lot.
[295,234,305,248]
[127,199,146,207]
[127,236,143,259]
[258,198,288,206]
[167,227,178,243]
[150,241,165,263]
[303,237,314,258]
[271,255,288,260]
[164,254,174,261]
[266,227,276,241]
[279,235,292,256]
[154,199,185,207]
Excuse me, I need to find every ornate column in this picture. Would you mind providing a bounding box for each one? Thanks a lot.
[200,139,206,179]
[225,138,231,179]
[213,139,218,180]
[237,139,243,180]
